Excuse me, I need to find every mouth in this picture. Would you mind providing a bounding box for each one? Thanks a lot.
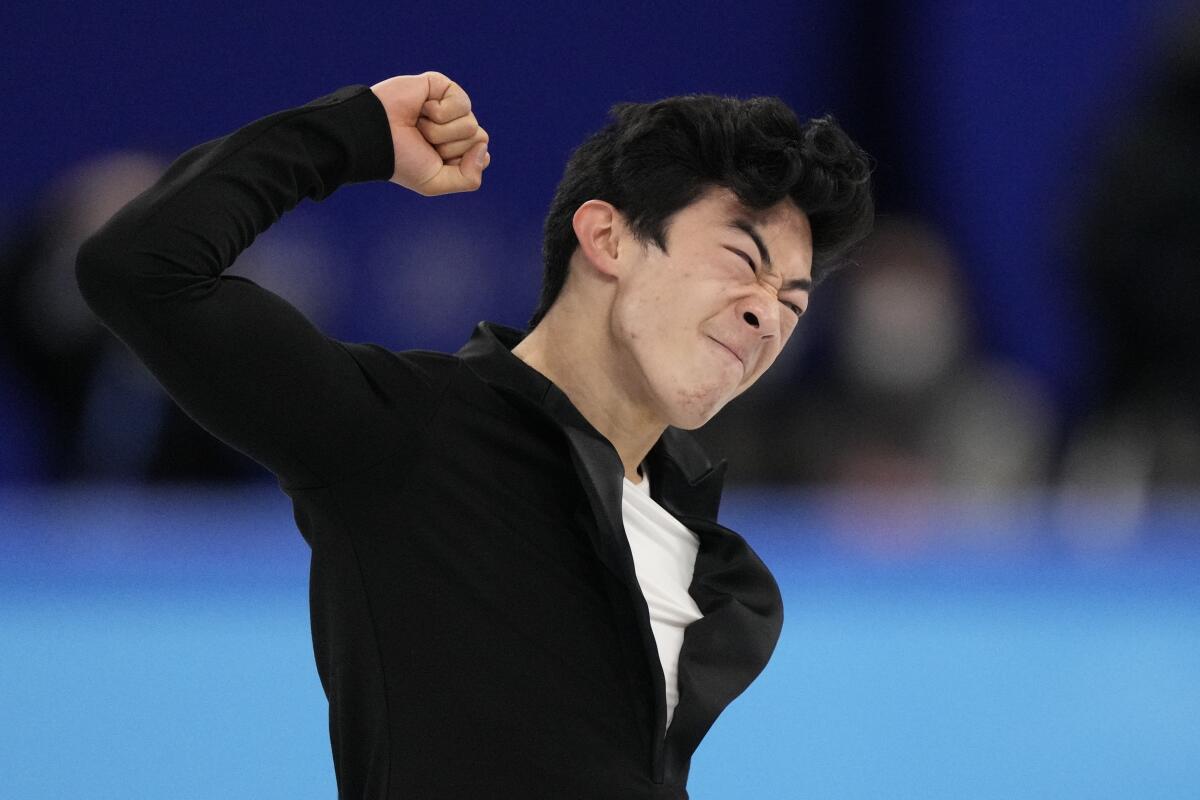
[707,336,745,373]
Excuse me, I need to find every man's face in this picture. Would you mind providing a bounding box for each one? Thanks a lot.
[609,186,814,429]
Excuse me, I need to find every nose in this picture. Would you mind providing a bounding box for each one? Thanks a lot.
[737,286,779,338]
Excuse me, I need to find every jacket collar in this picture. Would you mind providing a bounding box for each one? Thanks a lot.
[456,321,728,521]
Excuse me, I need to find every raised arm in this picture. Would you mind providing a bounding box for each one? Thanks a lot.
[75,73,490,489]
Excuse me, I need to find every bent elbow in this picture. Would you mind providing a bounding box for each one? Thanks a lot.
[75,230,133,317]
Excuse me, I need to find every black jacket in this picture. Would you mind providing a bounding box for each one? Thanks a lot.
[75,84,783,799]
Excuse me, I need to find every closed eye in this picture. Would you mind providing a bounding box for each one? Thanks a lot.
[727,247,757,273]
[729,246,804,316]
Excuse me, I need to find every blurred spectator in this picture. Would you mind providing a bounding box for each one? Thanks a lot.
[695,217,1056,494]
[1063,12,1200,493]
[0,151,341,484]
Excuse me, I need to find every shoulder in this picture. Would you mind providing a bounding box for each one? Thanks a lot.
[337,341,458,369]
[333,341,461,403]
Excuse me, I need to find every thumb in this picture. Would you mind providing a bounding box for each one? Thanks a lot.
[426,139,490,195]
[458,139,491,189]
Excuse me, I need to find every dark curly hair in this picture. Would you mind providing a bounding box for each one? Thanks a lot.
[529,93,875,329]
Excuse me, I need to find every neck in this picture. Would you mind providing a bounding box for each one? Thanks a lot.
[513,302,663,484]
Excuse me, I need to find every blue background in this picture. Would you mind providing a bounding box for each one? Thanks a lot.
[2,0,1187,407]
[3,1,1199,797]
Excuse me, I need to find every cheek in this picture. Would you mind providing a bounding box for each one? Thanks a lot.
[771,317,801,360]
[746,340,785,384]
[612,296,661,353]
[618,296,695,356]
[780,310,801,338]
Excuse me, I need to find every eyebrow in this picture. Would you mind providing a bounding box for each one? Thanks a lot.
[730,218,812,293]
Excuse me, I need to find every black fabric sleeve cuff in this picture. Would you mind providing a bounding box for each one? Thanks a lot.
[311,84,396,185]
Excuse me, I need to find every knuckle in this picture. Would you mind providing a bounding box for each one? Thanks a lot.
[420,102,445,123]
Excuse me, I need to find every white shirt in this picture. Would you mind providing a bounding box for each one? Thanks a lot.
[621,466,704,731]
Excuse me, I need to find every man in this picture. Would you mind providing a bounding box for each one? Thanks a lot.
[76,72,873,798]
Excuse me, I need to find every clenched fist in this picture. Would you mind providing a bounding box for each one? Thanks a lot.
[370,72,491,196]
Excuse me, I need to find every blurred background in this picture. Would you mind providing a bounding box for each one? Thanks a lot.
[2,1,1198,797]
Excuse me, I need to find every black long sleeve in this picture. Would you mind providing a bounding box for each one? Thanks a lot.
[73,84,782,799]
[76,85,443,490]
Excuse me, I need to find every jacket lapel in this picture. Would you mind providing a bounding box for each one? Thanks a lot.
[557,423,635,585]
[646,431,784,784]
[661,513,784,784]
[458,322,636,585]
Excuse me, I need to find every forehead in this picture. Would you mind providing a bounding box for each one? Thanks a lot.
[702,185,806,226]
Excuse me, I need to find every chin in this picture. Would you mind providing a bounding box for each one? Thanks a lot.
[671,416,713,432]
[667,393,732,430]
